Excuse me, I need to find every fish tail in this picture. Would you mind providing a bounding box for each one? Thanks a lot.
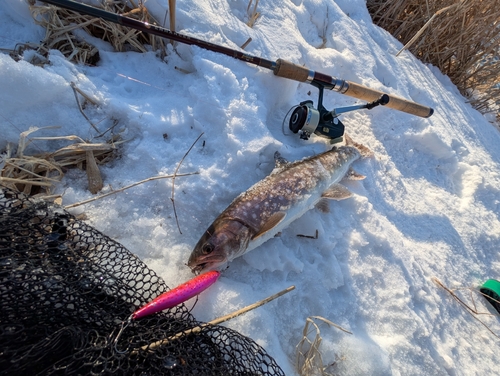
[343,133,373,158]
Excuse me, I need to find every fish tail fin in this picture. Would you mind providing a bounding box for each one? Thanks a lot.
[344,133,373,158]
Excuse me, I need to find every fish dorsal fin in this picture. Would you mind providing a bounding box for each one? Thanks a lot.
[344,133,373,158]
[344,167,366,181]
[315,198,330,213]
[252,211,286,240]
[273,151,290,169]
[322,184,352,201]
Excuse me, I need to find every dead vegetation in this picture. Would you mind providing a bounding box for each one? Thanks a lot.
[296,316,352,376]
[28,0,167,65]
[367,0,500,120]
[0,126,123,197]
[433,278,500,339]
[246,0,261,27]
[1,76,124,198]
[1,1,172,198]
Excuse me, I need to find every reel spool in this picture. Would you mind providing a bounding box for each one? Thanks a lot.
[289,101,319,136]
[288,100,344,141]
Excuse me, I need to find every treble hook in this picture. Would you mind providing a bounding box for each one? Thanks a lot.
[113,314,133,354]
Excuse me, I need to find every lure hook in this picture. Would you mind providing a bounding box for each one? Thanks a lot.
[113,314,133,354]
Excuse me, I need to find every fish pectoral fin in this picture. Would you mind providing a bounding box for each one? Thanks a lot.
[322,184,352,201]
[343,167,366,181]
[273,151,290,169]
[317,184,353,211]
[252,211,286,240]
[315,198,330,213]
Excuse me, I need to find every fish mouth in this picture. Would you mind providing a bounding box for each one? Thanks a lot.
[188,254,227,274]
[190,263,210,274]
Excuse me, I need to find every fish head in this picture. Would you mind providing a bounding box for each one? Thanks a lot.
[188,218,251,274]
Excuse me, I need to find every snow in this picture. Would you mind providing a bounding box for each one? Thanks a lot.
[1,0,500,374]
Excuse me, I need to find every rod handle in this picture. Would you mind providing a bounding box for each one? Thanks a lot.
[274,59,312,82]
[343,81,433,118]
[273,59,433,118]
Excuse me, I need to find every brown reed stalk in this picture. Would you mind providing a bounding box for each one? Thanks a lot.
[246,0,261,28]
[367,0,500,118]
[168,0,176,33]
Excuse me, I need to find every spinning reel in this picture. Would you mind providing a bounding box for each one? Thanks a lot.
[286,81,389,142]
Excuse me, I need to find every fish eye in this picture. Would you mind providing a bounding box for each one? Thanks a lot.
[202,243,214,255]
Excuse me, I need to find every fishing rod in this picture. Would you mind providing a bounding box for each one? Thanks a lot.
[40,0,434,129]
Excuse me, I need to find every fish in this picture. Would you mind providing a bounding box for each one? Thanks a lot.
[187,134,372,274]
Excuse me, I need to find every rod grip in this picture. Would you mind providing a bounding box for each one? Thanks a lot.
[343,81,433,118]
[274,59,312,82]
[274,59,434,118]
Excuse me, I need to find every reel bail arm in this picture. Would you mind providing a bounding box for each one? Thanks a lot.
[323,93,390,121]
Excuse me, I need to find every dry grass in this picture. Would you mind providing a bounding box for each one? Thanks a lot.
[0,80,126,198]
[367,0,500,120]
[0,127,123,198]
[246,0,261,28]
[296,316,351,376]
[0,42,49,65]
[432,278,500,339]
[28,0,166,65]
[3,2,161,197]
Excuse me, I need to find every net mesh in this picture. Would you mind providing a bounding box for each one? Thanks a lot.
[0,188,285,375]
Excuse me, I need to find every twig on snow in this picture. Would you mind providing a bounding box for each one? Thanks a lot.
[64,172,199,209]
[170,132,204,234]
[130,285,295,355]
[432,277,500,339]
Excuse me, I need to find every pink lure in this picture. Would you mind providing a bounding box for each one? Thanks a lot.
[132,270,220,319]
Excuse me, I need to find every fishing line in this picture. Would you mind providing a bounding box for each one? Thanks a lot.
[188,295,200,314]
[82,62,225,112]
[115,72,166,89]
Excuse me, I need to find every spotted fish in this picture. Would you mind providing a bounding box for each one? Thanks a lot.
[187,135,372,273]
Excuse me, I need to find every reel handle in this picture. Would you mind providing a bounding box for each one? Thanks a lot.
[274,59,433,118]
